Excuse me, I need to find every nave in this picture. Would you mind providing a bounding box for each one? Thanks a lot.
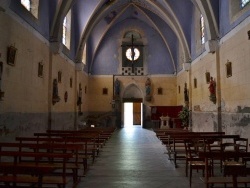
[75,127,203,188]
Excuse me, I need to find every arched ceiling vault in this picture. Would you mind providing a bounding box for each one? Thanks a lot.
[89,3,177,74]
[49,0,219,73]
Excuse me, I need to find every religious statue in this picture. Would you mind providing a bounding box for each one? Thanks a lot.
[77,86,82,106]
[52,79,60,105]
[145,78,152,101]
[208,77,216,104]
[114,78,120,97]
[0,62,2,90]
[184,83,189,104]
[0,62,4,101]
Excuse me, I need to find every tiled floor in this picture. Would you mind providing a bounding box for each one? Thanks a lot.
[72,126,208,188]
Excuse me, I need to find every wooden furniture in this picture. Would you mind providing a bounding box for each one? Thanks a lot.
[151,106,183,128]
[0,142,83,183]
[158,132,234,168]
[33,132,100,160]
[15,136,95,174]
[0,127,115,187]
[199,151,250,188]
[184,139,212,187]
[0,151,72,188]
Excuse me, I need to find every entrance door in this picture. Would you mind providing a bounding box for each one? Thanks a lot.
[133,103,141,125]
[123,98,143,127]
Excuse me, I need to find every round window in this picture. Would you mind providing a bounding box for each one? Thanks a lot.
[126,48,140,61]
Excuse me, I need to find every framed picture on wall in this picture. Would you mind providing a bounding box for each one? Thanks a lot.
[226,61,232,78]
[194,78,197,88]
[7,46,17,66]
[157,87,163,95]
[103,88,108,95]
[38,62,43,78]
[205,72,210,84]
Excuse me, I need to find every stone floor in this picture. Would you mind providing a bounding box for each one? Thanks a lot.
[71,126,208,188]
[68,126,249,188]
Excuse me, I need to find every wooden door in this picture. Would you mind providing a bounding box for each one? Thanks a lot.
[133,103,141,125]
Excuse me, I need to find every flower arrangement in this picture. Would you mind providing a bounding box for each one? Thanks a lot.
[178,107,189,127]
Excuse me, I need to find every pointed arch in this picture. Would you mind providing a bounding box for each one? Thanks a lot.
[122,83,143,100]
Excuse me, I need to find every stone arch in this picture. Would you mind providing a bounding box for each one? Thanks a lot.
[121,82,143,100]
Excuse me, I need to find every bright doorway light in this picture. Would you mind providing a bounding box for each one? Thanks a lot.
[124,103,133,127]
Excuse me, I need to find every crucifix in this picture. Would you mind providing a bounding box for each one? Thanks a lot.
[122,34,143,73]
[129,34,136,73]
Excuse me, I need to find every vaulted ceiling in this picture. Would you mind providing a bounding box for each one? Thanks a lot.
[49,0,219,75]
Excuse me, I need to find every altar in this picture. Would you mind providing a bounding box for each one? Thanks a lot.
[151,106,183,128]
[160,115,170,129]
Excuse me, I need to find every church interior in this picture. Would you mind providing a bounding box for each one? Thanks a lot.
[1,0,250,187]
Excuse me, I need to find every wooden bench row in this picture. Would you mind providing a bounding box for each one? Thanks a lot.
[199,151,250,188]
[0,150,73,188]
[154,129,250,187]
[158,131,237,168]
[0,127,116,187]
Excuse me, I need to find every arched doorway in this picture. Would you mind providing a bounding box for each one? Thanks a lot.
[121,83,144,128]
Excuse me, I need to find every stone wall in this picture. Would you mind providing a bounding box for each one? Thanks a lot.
[0,11,88,140]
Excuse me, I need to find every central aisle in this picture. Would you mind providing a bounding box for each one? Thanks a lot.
[76,127,204,188]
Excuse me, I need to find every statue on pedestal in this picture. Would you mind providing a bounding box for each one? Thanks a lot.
[114,78,120,97]
[145,78,152,101]
[208,77,216,104]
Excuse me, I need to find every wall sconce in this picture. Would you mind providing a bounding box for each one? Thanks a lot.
[205,71,210,84]
[226,60,232,78]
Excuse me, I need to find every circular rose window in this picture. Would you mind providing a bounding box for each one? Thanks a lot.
[126,48,140,61]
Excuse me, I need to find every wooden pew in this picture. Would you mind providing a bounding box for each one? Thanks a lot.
[32,133,99,161]
[199,151,250,188]
[0,142,84,183]
[35,132,100,151]
[163,133,239,169]
[159,131,225,142]
[153,128,188,138]
[46,128,114,147]
[16,136,96,170]
[0,150,72,188]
